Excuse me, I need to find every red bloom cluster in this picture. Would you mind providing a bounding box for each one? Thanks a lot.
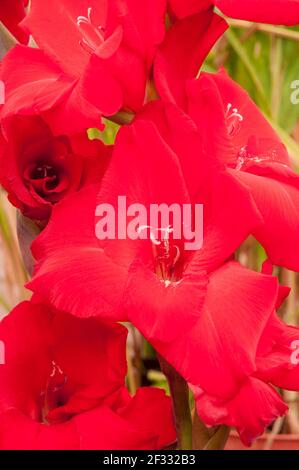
[1,0,299,450]
[0,300,175,449]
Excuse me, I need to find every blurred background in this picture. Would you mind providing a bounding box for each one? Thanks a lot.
[0,18,299,447]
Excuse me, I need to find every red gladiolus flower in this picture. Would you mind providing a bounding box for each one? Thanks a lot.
[0,0,298,453]
[193,277,299,446]
[185,69,299,271]
[0,0,29,44]
[27,103,299,444]
[28,109,263,318]
[0,115,110,220]
[169,0,299,25]
[21,0,167,117]
[0,300,176,450]
[132,262,299,446]
[0,45,103,135]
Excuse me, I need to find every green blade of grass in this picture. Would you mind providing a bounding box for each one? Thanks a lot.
[225,28,270,113]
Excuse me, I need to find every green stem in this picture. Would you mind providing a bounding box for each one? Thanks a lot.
[159,357,193,450]
[228,19,299,42]
[192,411,211,449]
[204,425,230,450]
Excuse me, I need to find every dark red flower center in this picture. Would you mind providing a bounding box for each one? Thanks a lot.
[30,164,58,190]
[23,160,69,205]
[43,361,68,423]
[152,238,181,283]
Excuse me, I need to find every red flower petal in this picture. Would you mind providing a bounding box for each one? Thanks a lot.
[169,0,299,25]
[215,0,299,26]
[187,70,290,169]
[125,259,208,342]
[194,377,287,446]
[28,185,128,320]
[256,313,299,391]
[129,262,278,398]
[0,45,101,135]
[229,164,299,271]
[154,11,228,108]
[168,0,212,18]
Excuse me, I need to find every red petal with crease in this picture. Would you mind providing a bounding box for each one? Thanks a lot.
[0,46,101,135]
[168,0,299,25]
[194,377,287,446]
[168,0,212,18]
[187,70,290,169]
[154,11,228,108]
[0,396,175,450]
[0,302,51,416]
[28,187,128,320]
[195,170,263,272]
[229,164,299,271]
[215,0,299,26]
[22,0,97,76]
[125,260,208,342]
[256,313,299,391]
[128,262,278,398]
